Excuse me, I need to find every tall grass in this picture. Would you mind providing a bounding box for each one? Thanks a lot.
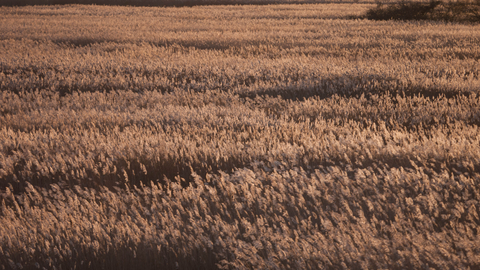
[1,4,480,269]
[2,166,480,269]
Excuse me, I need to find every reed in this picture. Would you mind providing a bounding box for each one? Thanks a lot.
[1,4,479,269]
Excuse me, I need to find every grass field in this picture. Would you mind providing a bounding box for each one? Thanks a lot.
[1,3,480,269]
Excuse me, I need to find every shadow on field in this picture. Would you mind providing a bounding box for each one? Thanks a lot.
[237,73,478,101]
[3,138,478,194]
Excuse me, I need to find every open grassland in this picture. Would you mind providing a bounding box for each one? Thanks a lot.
[1,4,480,269]
[0,0,409,7]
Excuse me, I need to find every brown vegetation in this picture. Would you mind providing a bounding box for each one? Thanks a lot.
[1,4,479,269]
[0,0,399,7]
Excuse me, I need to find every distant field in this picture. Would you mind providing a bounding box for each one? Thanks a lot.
[1,4,480,270]
[0,0,410,6]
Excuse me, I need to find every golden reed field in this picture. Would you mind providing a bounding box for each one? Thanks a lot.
[1,3,480,269]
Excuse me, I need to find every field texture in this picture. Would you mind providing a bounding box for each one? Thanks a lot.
[0,0,407,7]
[1,3,480,269]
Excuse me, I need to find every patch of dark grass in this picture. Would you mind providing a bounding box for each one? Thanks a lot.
[367,0,480,23]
